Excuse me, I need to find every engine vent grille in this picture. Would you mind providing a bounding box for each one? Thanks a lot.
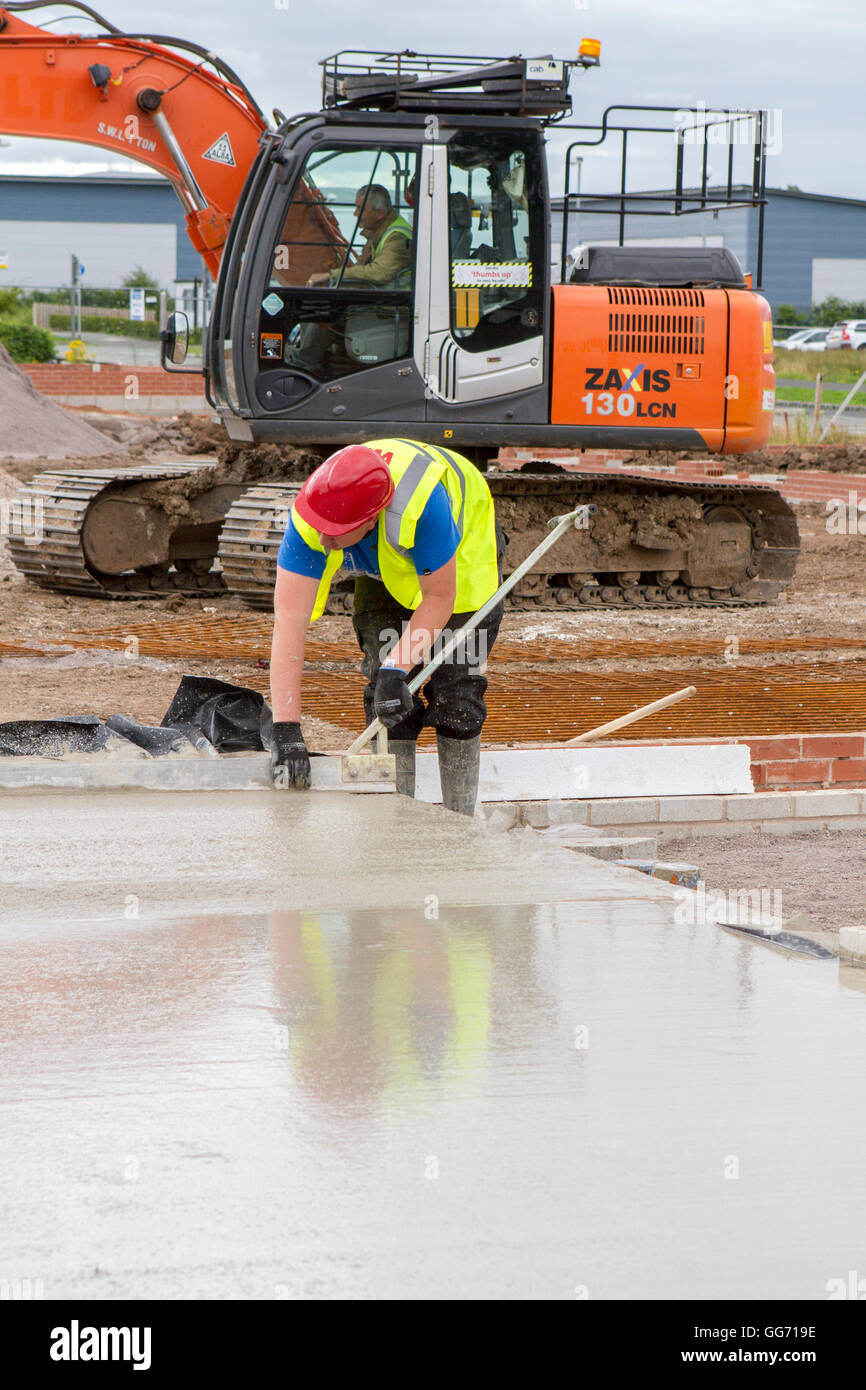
[607,287,707,308]
[609,311,706,356]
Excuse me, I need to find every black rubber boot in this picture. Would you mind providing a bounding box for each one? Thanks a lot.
[436,733,481,816]
[392,740,416,798]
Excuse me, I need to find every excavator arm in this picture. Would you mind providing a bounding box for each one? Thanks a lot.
[0,1,268,273]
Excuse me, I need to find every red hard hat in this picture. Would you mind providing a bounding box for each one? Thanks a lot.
[294,445,395,537]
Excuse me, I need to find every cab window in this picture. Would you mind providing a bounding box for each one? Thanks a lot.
[260,145,418,382]
[447,133,544,352]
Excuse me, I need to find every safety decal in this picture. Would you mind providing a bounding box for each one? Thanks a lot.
[261,293,283,316]
[451,260,532,289]
[762,388,775,412]
[202,132,236,166]
[259,332,283,359]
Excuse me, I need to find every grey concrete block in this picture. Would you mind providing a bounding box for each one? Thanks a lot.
[793,791,862,818]
[725,793,794,821]
[760,817,864,836]
[547,798,591,826]
[619,860,700,888]
[484,803,521,832]
[839,928,866,962]
[657,796,727,823]
[520,799,589,828]
[656,821,756,840]
[587,797,659,826]
[570,835,658,862]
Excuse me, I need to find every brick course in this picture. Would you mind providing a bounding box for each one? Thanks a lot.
[22,364,205,397]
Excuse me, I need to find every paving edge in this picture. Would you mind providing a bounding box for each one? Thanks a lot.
[482,788,866,837]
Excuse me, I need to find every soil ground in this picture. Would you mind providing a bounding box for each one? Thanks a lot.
[1,423,865,939]
[665,828,866,940]
[1,463,863,728]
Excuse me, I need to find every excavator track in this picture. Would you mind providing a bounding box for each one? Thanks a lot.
[9,462,799,613]
[7,464,231,598]
[218,482,356,614]
[217,469,800,612]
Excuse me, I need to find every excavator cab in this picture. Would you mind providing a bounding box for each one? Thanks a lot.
[208,53,560,445]
[208,50,776,460]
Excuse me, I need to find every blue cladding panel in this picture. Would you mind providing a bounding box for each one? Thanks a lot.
[759,193,866,312]
[0,176,203,280]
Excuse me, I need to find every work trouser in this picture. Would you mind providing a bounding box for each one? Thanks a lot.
[351,526,505,742]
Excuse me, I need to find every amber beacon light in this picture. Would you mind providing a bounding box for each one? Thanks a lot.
[578,38,602,66]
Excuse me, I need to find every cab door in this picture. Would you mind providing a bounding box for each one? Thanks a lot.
[421,127,548,421]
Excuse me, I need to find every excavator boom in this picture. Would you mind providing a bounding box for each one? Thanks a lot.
[0,1,267,272]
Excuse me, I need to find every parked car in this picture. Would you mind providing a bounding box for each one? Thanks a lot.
[773,327,815,349]
[784,328,828,352]
[825,320,866,350]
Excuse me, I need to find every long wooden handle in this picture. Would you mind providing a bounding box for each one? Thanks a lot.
[563,685,697,746]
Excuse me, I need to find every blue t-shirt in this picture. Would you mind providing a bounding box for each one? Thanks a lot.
[277,481,460,580]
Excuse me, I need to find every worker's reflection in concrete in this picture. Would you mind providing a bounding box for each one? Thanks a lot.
[266,906,541,1111]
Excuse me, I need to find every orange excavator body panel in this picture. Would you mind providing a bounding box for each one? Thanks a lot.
[550,284,774,453]
[724,289,776,452]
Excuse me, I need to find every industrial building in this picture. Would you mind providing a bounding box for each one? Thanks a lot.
[0,172,208,310]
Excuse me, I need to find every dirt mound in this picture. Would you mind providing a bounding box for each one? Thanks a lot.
[75,410,225,456]
[0,346,125,460]
[214,440,325,483]
[743,443,866,473]
[624,443,866,474]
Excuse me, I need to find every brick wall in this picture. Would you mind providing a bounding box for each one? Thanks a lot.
[746,732,866,787]
[22,364,205,398]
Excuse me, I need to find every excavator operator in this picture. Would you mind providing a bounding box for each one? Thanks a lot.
[268,439,505,816]
[307,183,412,289]
[286,183,412,374]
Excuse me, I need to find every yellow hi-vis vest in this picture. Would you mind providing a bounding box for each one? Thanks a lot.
[371,213,413,288]
[290,438,499,622]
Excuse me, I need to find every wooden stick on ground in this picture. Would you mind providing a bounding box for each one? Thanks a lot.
[563,685,697,747]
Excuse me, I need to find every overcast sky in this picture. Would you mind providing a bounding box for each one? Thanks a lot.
[1,0,861,201]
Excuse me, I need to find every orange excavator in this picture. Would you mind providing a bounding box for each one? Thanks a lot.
[1,4,799,610]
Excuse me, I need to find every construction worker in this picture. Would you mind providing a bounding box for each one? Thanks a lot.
[269,438,504,815]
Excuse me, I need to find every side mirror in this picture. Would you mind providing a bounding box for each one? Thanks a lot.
[160,310,189,367]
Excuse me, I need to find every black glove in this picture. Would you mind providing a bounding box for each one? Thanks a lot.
[373,666,413,728]
[270,721,311,789]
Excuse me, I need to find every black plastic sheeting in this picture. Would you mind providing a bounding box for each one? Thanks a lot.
[0,677,273,758]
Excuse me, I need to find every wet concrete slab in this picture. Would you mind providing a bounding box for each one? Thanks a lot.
[0,789,680,924]
[1,791,865,1299]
